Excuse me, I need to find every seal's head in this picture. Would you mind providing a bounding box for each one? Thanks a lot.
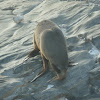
[57,67,67,80]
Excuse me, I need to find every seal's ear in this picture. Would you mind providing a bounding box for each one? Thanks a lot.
[22,49,40,64]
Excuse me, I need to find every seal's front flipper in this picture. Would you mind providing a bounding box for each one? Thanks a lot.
[47,76,58,83]
[30,71,43,83]
[29,54,48,83]
[68,61,78,67]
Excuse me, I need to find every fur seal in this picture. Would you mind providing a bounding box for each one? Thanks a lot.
[25,20,69,82]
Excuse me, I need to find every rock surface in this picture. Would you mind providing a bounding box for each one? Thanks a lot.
[0,0,100,100]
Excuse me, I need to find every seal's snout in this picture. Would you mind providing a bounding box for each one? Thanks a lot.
[61,69,67,80]
[57,69,67,80]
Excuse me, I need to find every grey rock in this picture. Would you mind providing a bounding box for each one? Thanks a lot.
[89,66,100,94]
[97,54,100,64]
[0,0,100,100]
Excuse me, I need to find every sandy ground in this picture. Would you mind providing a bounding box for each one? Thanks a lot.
[0,0,100,100]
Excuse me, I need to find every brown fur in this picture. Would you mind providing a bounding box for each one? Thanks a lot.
[27,20,69,82]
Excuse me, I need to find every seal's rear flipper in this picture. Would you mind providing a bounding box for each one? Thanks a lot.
[22,56,30,64]
[28,49,40,58]
[22,49,40,64]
